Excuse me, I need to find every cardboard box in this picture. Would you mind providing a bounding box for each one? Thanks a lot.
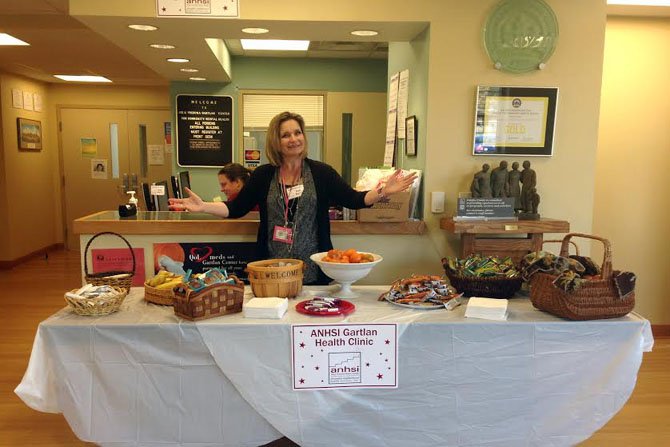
[357,191,410,222]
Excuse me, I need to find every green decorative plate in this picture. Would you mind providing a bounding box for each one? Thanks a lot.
[483,0,559,73]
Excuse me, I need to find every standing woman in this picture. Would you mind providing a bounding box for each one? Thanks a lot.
[170,111,416,284]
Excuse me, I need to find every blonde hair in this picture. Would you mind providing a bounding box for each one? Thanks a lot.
[265,111,308,166]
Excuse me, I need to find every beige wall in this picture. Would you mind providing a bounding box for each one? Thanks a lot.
[594,17,670,323]
[0,79,169,262]
[325,92,387,175]
[0,73,56,261]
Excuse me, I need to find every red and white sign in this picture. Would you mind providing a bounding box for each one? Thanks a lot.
[91,248,145,286]
[291,324,398,390]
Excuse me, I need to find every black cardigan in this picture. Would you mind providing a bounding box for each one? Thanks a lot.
[226,158,369,259]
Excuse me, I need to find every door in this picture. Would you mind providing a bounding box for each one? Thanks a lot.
[60,108,171,250]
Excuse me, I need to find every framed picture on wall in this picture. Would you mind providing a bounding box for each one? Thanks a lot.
[405,115,417,156]
[472,86,558,156]
[17,118,43,151]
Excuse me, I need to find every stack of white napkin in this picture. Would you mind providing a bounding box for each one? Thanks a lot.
[243,297,288,319]
[464,297,509,321]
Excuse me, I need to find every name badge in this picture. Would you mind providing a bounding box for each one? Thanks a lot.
[273,225,294,244]
[287,184,304,200]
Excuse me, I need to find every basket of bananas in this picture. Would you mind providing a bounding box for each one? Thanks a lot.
[144,271,184,306]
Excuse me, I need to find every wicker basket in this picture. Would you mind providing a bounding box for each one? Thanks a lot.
[246,259,304,298]
[144,282,177,306]
[529,233,635,320]
[84,232,135,292]
[444,270,522,298]
[173,276,245,321]
[65,286,126,316]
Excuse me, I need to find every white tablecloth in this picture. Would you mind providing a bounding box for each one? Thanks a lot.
[16,286,653,447]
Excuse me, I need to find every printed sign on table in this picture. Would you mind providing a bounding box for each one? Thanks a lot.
[292,324,398,390]
[91,248,145,286]
[153,242,257,281]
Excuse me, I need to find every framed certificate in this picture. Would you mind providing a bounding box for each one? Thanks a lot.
[405,115,417,156]
[472,86,558,156]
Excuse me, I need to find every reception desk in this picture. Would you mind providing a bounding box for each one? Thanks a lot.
[73,211,428,285]
[16,286,653,446]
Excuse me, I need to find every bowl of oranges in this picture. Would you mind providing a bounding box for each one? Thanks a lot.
[310,249,383,298]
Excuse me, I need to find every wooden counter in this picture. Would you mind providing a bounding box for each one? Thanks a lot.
[74,211,426,235]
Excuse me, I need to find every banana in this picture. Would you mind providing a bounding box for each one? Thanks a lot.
[148,270,174,287]
[155,278,184,290]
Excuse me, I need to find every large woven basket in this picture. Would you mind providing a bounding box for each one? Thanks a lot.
[529,233,635,320]
[65,286,126,316]
[144,283,176,306]
[84,232,135,292]
[246,259,303,298]
[173,276,244,321]
[444,270,522,298]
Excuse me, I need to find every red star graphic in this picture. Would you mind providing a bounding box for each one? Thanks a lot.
[299,378,305,384]
[385,339,390,344]
[299,342,305,348]
[377,373,383,380]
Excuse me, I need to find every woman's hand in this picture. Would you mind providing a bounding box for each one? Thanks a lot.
[168,187,205,212]
[383,169,418,195]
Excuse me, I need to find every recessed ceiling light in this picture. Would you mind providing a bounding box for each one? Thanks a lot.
[240,39,309,51]
[242,27,270,34]
[150,43,175,49]
[128,24,158,31]
[180,68,199,73]
[54,75,112,83]
[0,33,30,46]
[351,30,379,37]
[167,58,190,63]
[189,77,207,81]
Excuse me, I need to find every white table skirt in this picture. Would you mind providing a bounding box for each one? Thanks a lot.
[16,286,653,447]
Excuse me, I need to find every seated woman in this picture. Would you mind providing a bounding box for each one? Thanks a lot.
[218,163,251,201]
[218,163,259,211]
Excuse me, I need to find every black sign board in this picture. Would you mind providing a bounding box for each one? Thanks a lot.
[456,198,515,220]
[153,241,258,282]
[176,94,233,167]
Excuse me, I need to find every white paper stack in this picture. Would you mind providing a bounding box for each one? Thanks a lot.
[464,297,509,321]
[243,297,288,319]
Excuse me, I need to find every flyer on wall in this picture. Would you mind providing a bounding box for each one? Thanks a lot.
[472,86,558,156]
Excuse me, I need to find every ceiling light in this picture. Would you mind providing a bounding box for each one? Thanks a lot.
[351,30,379,37]
[150,43,175,49]
[240,39,309,51]
[128,24,158,31]
[0,33,29,45]
[54,75,112,83]
[180,68,199,73]
[189,77,207,81]
[167,58,190,63]
[242,27,270,34]
[607,0,670,4]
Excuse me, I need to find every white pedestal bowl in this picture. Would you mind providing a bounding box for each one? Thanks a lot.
[310,252,383,298]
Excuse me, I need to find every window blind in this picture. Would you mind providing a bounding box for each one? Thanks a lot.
[243,94,324,128]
